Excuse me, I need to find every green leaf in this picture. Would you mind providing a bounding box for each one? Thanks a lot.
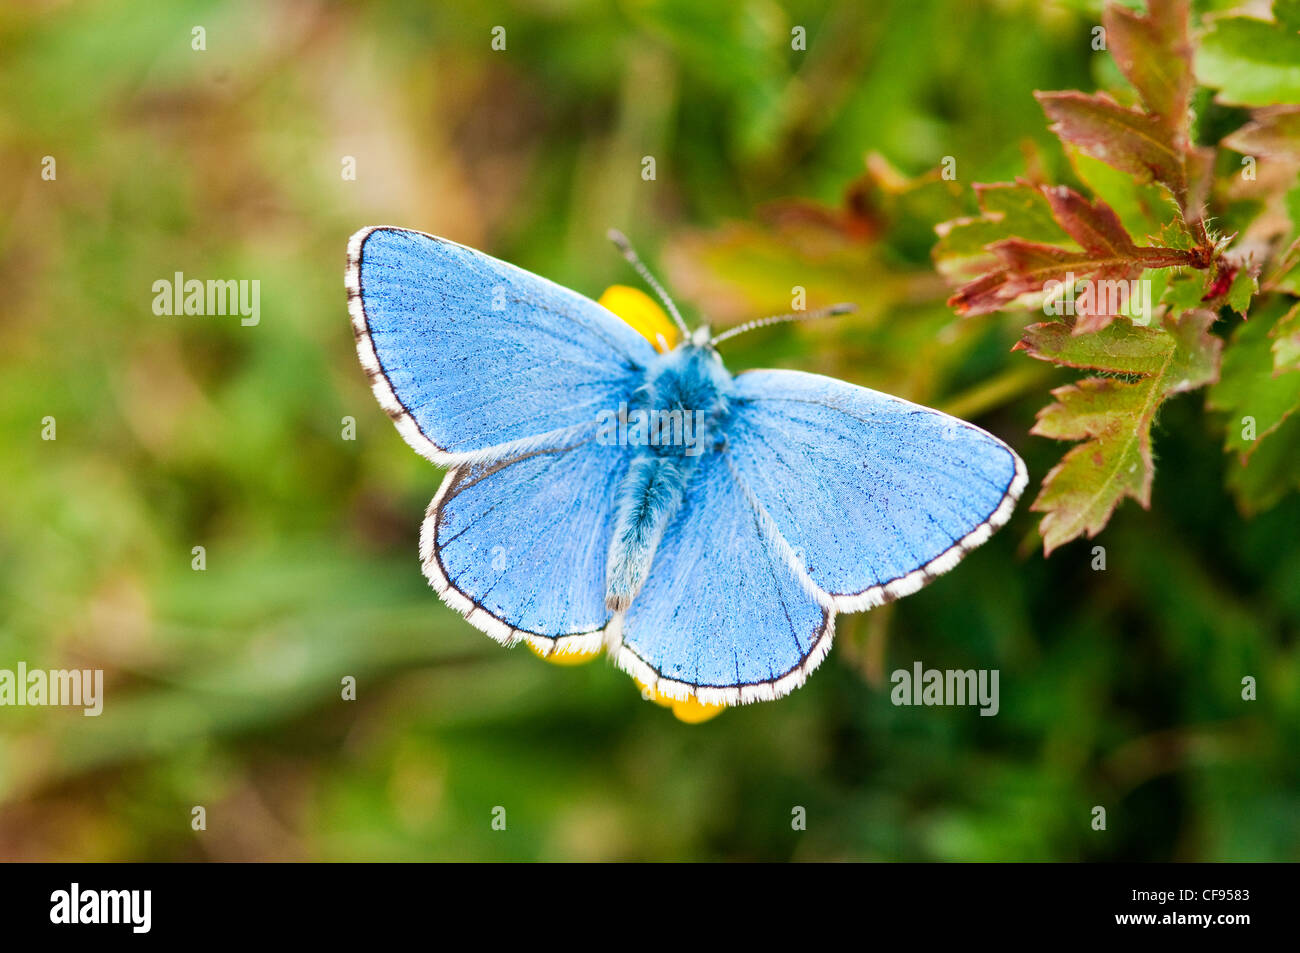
[1208,300,1300,461]
[1272,301,1300,371]
[1197,6,1300,107]
[933,181,1066,280]
[1279,0,1300,31]
[1015,317,1177,374]
[1223,413,1300,515]
[1022,311,1222,554]
[1068,149,1180,241]
[1270,236,1300,295]
[1227,264,1260,318]
[1162,271,1210,315]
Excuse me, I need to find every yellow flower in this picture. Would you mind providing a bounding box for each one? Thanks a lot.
[527,641,600,666]
[669,696,725,724]
[598,285,679,353]
[633,676,725,724]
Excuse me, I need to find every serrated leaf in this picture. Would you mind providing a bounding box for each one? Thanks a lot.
[1152,219,1197,251]
[1026,310,1222,554]
[1016,318,1176,375]
[1197,6,1300,107]
[1208,299,1300,509]
[1269,236,1300,294]
[1226,264,1260,317]
[1104,0,1193,129]
[1038,0,1215,227]
[1224,413,1300,515]
[1037,90,1190,201]
[1068,148,1180,240]
[1207,300,1300,461]
[933,181,1066,280]
[946,183,1202,329]
[1162,271,1210,316]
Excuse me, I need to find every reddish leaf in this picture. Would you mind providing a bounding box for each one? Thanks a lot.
[1222,106,1300,158]
[1104,0,1194,133]
[1036,91,1193,210]
[947,183,1201,331]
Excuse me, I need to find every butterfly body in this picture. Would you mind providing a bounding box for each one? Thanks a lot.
[347,226,1027,707]
[606,339,733,611]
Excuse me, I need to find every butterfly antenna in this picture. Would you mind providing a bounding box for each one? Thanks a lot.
[710,303,857,347]
[606,229,691,339]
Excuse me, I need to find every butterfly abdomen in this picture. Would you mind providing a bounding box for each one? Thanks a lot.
[606,454,687,611]
[604,343,734,612]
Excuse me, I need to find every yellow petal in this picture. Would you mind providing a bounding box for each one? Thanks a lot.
[527,641,600,666]
[599,285,679,352]
[671,698,725,724]
[630,676,725,722]
[633,676,676,708]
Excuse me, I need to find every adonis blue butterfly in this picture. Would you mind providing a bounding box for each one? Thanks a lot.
[346,226,1026,707]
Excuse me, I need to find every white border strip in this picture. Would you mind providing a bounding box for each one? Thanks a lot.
[346,226,461,467]
[608,610,837,707]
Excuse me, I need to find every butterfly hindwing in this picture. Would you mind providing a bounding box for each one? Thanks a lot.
[347,226,655,464]
[725,369,1027,611]
[613,448,833,705]
[422,438,631,651]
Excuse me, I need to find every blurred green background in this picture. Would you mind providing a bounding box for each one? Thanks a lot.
[1,0,1296,861]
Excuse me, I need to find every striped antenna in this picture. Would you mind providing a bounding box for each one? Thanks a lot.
[606,229,691,339]
[711,303,857,347]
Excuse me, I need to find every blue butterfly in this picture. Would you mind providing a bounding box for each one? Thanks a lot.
[346,226,1026,707]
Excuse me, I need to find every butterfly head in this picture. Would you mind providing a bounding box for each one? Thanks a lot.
[688,325,714,349]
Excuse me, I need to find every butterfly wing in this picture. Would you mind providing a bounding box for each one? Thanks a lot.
[349,226,653,643]
[725,369,1027,611]
[347,226,656,464]
[613,368,1025,706]
[611,449,833,706]
[422,437,630,652]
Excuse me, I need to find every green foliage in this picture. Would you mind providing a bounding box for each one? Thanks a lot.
[1020,311,1221,554]
[1197,1,1300,106]
[935,0,1300,552]
[1208,299,1300,513]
